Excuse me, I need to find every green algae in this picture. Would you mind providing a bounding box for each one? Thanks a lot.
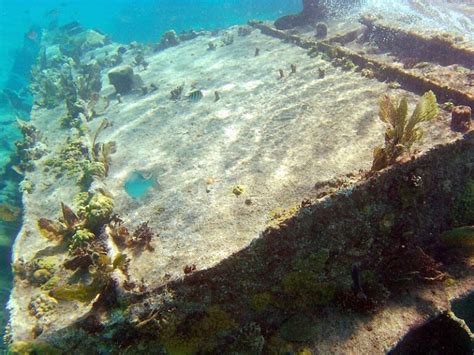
[440,226,474,250]
[282,272,336,309]
[8,341,61,355]
[454,179,474,225]
[251,292,274,312]
[278,314,317,342]
[160,305,237,354]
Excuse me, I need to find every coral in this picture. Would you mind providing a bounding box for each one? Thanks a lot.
[107,214,130,248]
[134,51,149,70]
[372,91,439,171]
[38,192,113,251]
[8,341,61,355]
[30,68,65,108]
[178,30,199,42]
[14,119,46,173]
[222,32,234,46]
[160,306,236,354]
[333,57,356,71]
[50,276,105,303]
[69,228,96,251]
[268,206,299,227]
[293,249,329,273]
[453,179,474,225]
[232,185,245,197]
[278,314,317,342]
[73,29,107,51]
[251,292,274,312]
[14,256,60,288]
[282,272,336,309]
[45,128,115,190]
[28,293,58,319]
[107,65,135,95]
[76,191,114,229]
[159,30,180,50]
[229,322,265,353]
[264,335,293,354]
[238,26,253,37]
[127,221,155,252]
[315,22,328,39]
[51,252,124,304]
[19,179,34,193]
[41,275,61,291]
[37,218,68,243]
[208,42,217,51]
[31,269,53,286]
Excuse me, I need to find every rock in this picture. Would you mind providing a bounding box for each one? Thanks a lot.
[451,106,471,132]
[158,30,180,50]
[73,29,107,50]
[108,66,134,94]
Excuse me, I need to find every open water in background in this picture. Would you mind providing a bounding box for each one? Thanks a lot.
[0,0,472,349]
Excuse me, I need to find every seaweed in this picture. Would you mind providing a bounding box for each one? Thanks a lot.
[127,221,155,252]
[91,119,116,175]
[37,191,113,250]
[372,91,439,171]
[170,85,183,101]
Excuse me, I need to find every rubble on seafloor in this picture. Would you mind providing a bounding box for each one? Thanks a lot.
[5,16,474,354]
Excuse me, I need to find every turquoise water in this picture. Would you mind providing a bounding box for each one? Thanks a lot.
[124,172,157,198]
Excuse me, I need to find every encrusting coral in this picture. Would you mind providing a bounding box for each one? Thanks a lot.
[44,120,115,190]
[37,191,114,249]
[372,91,439,171]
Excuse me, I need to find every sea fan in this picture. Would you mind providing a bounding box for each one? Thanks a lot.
[372,91,439,171]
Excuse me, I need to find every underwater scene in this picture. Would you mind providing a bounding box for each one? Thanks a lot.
[0,0,473,353]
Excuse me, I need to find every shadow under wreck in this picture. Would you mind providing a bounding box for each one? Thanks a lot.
[14,131,473,354]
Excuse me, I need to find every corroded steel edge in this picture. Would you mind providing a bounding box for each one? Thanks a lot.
[248,20,474,109]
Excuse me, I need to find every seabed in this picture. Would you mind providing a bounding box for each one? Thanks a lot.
[5,13,474,354]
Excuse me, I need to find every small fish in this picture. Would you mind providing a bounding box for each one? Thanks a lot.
[187,90,203,102]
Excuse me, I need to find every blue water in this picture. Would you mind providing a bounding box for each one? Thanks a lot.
[124,172,157,199]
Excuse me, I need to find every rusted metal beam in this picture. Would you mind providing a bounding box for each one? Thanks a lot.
[248,20,474,109]
[360,16,474,68]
